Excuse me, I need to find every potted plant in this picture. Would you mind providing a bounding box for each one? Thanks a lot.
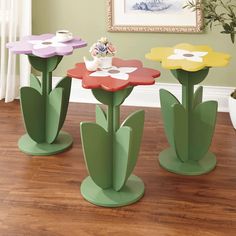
[184,0,236,128]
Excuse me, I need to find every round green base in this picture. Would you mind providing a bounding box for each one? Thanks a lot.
[159,148,217,176]
[18,131,73,156]
[80,175,145,207]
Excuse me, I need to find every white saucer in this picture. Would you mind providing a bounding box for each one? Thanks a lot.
[55,36,73,43]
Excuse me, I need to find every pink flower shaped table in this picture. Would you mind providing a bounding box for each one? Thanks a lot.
[7,34,87,155]
[67,58,160,207]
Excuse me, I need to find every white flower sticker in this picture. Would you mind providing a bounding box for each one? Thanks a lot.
[28,37,67,50]
[168,49,208,63]
[89,66,137,80]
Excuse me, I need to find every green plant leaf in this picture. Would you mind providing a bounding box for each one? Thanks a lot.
[45,87,63,143]
[113,126,132,191]
[20,87,45,143]
[96,105,107,130]
[80,122,112,189]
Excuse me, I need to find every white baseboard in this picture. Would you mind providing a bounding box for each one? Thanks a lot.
[53,77,234,112]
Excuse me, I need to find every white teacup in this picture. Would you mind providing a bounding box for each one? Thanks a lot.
[56,30,73,42]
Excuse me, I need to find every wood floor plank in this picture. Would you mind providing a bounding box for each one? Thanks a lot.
[0,100,235,236]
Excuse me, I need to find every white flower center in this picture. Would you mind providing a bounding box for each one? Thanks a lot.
[168,49,208,63]
[28,37,67,50]
[89,66,137,80]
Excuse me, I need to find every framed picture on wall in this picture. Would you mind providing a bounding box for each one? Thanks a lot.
[107,0,203,33]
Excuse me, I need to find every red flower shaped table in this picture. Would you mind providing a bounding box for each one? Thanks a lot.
[67,58,160,207]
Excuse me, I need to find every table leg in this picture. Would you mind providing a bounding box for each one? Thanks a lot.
[80,87,145,207]
[159,69,217,175]
[18,55,73,155]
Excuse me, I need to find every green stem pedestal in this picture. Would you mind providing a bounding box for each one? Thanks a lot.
[18,55,72,155]
[80,87,145,207]
[159,69,218,175]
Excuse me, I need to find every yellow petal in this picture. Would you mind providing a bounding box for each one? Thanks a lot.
[174,44,213,53]
[146,44,231,72]
[204,52,231,67]
[162,58,206,72]
[145,47,173,61]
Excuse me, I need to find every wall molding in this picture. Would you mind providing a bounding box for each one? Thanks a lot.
[53,77,233,112]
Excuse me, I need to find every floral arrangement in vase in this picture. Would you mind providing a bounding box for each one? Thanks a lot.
[90,37,116,58]
[84,37,116,71]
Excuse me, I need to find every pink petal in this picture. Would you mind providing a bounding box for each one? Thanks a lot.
[56,45,74,56]
[7,34,87,57]
[23,34,54,42]
[7,41,33,54]
[33,46,57,58]
[65,37,87,48]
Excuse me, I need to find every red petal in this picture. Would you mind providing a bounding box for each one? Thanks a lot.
[83,74,129,91]
[112,57,143,68]
[66,59,161,92]
[67,63,87,79]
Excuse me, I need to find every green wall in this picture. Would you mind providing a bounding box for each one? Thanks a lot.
[33,0,236,86]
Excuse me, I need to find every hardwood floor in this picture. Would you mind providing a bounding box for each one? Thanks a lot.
[0,100,236,236]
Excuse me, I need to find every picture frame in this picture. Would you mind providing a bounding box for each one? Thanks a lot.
[107,0,203,33]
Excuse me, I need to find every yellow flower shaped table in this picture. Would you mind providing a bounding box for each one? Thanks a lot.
[146,44,230,175]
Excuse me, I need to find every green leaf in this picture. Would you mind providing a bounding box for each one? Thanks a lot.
[80,122,112,189]
[55,76,72,131]
[30,74,41,93]
[45,88,63,143]
[223,23,231,32]
[193,86,203,108]
[231,33,235,43]
[20,87,45,143]
[113,126,132,191]
[173,104,188,162]
[191,101,218,161]
[96,105,107,130]
[121,110,145,179]
[160,89,180,148]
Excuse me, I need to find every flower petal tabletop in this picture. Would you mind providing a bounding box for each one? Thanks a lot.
[7,34,87,155]
[7,34,86,58]
[68,57,158,91]
[67,58,160,207]
[146,44,231,175]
